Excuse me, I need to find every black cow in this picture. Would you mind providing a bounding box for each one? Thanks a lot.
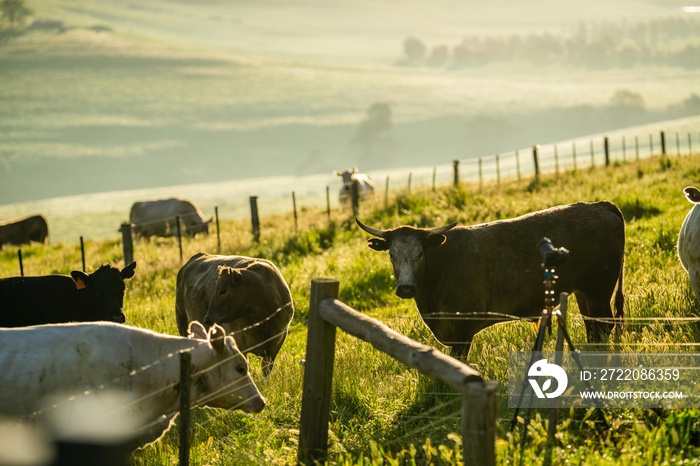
[0,215,48,248]
[356,201,625,358]
[0,262,137,327]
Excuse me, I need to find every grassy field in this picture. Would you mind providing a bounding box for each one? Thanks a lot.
[2,152,700,465]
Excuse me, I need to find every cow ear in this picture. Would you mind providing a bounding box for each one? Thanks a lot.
[423,234,447,251]
[367,238,389,251]
[209,324,227,352]
[70,271,92,288]
[121,261,136,279]
[188,321,208,340]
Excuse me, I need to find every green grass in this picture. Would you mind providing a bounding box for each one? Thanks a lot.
[3,153,700,465]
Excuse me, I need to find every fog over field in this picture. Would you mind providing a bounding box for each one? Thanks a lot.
[1,0,699,204]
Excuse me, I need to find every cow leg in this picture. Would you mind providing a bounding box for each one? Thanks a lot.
[261,356,274,378]
[449,342,471,362]
[574,291,613,343]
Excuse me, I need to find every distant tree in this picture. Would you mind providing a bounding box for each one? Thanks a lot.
[403,36,426,63]
[351,102,398,169]
[610,89,645,109]
[1,0,32,28]
[427,44,449,67]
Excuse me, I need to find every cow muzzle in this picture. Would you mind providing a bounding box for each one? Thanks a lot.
[396,284,417,299]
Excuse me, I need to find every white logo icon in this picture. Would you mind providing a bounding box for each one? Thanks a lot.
[528,358,568,399]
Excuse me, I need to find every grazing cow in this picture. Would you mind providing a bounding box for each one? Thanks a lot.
[335,168,375,203]
[678,186,700,302]
[0,215,48,248]
[356,201,626,358]
[0,262,136,327]
[129,198,211,239]
[0,321,265,448]
[176,252,294,376]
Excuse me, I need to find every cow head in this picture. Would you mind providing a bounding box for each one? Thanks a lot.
[70,262,137,323]
[356,218,457,298]
[187,321,265,413]
[204,265,247,327]
[684,186,700,204]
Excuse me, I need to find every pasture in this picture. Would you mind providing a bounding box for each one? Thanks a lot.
[2,152,700,464]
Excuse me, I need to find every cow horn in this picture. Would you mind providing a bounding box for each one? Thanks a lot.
[427,222,458,236]
[355,218,387,238]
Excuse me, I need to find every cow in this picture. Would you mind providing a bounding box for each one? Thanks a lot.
[335,168,375,204]
[0,215,48,248]
[129,198,211,239]
[0,262,136,327]
[356,201,626,359]
[678,186,700,303]
[0,321,265,448]
[176,252,294,377]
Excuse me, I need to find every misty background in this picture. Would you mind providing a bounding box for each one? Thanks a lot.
[1,0,699,206]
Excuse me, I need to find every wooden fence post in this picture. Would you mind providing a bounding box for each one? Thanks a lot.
[589,139,595,168]
[604,136,610,167]
[384,177,390,210]
[120,223,134,266]
[478,158,483,189]
[635,135,640,161]
[326,186,331,221]
[553,144,559,175]
[18,248,23,277]
[462,381,498,466]
[80,236,86,271]
[175,215,183,263]
[407,172,412,194]
[516,150,521,180]
[292,191,298,232]
[453,160,460,187]
[660,130,666,156]
[676,131,681,156]
[622,135,627,162]
[215,207,221,254]
[432,166,437,191]
[572,142,577,172]
[532,145,540,182]
[298,279,339,465]
[689,133,693,156]
[179,352,192,466]
[249,196,260,242]
[496,154,501,185]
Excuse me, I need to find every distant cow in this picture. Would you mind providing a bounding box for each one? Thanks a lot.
[0,215,48,248]
[0,262,136,327]
[356,201,625,358]
[335,168,375,203]
[0,321,265,448]
[129,198,211,239]
[678,186,700,302]
[176,253,294,376]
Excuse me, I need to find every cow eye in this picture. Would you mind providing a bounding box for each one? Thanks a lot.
[219,288,226,295]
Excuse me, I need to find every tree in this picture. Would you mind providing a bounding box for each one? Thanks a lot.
[1,0,32,28]
[403,36,426,63]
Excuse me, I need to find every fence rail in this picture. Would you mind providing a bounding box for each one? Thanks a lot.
[298,278,498,465]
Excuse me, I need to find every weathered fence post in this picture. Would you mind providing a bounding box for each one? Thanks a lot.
[660,130,666,155]
[120,223,134,266]
[179,352,192,466]
[384,177,390,210]
[407,172,412,194]
[689,132,693,156]
[572,142,577,172]
[215,207,221,254]
[292,191,298,232]
[496,154,501,185]
[604,136,610,167]
[432,166,437,191]
[553,144,559,175]
[478,158,483,189]
[175,215,183,263]
[80,236,86,271]
[622,135,627,162]
[249,196,260,242]
[298,279,339,465]
[18,248,23,277]
[589,139,595,168]
[532,145,540,182]
[351,179,359,217]
[676,131,681,156]
[516,150,521,180]
[326,186,331,221]
[453,160,460,187]
[462,381,498,466]
[635,135,640,161]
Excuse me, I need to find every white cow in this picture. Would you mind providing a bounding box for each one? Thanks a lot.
[335,168,375,203]
[678,186,700,302]
[0,321,265,448]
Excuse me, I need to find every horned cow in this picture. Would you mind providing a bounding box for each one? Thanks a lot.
[357,201,626,358]
[0,321,265,448]
[176,253,294,376]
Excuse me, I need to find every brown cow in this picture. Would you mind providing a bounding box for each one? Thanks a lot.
[356,201,625,358]
[0,215,48,248]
